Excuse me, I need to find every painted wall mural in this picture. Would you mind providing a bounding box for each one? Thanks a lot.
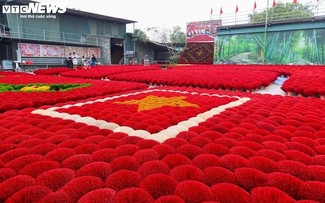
[41,45,65,57]
[214,28,325,65]
[18,43,41,57]
[18,43,101,58]
[63,47,87,58]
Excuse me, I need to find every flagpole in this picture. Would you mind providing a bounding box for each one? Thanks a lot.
[263,0,269,64]
[235,5,238,25]
[210,8,212,20]
[235,14,237,25]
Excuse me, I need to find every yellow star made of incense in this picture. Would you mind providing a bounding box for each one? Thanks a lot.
[114,95,199,112]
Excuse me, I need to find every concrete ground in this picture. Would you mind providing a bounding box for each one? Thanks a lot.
[253,76,288,96]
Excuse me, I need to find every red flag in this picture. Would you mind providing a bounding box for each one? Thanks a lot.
[253,1,257,10]
[235,5,239,13]
[211,8,213,15]
[220,7,223,15]
[273,0,277,7]
[293,0,298,3]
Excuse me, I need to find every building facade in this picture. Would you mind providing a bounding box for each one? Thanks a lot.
[0,0,135,69]
[125,33,172,65]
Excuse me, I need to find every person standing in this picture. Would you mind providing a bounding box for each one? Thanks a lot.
[91,54,97,66]
[66,53,73,68]
[82,55,90,69]
[72,52,78,69]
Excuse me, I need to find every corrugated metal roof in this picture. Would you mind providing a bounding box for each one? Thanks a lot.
[6,0,136,24]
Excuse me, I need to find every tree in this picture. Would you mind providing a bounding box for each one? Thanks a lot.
[247,2,315,64]
[146,26,186,63]
[131,29,149,61]
[170,26,186,45]
[249,2,314,23]
[131,29,149,45]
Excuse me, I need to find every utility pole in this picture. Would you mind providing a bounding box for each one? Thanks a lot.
[263,0,269,64]
[133,23,135,65]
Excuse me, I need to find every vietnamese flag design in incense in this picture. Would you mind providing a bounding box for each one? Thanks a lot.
[32,89,250,143]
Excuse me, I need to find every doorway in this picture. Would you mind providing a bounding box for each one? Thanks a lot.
[111,38,124,64]
[0,42,12,61]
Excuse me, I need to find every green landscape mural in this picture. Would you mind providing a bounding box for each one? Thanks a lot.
[214,29,325,65]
